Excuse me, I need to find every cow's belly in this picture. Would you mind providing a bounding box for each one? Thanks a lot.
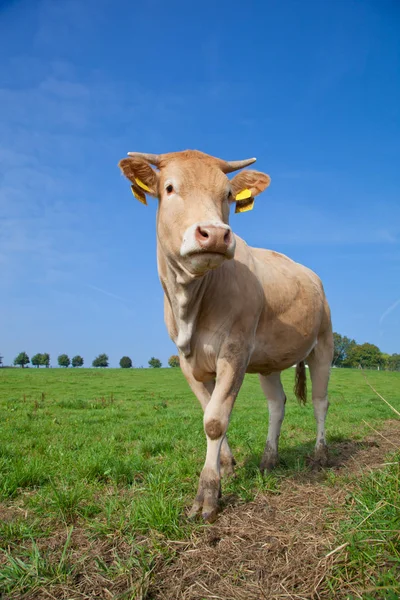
[247,311,321,374]
[185,328,318,381]
[247,336,317,374]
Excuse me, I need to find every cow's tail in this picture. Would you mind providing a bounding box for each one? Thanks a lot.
[294,361,307,405]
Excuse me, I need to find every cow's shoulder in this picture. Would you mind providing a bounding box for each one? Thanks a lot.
[249,245,322,289]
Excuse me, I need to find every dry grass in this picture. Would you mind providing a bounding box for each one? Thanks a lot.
[152,485,345,600]
[149,421,400,600]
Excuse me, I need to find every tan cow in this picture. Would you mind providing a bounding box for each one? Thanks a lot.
[118,150,333,522]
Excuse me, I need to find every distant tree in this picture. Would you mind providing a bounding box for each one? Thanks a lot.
[119,356,133,368]
[58,354,71,368]
[14,352,30,368]
[92,353,109,368]
[31,353,43,368]
[387,353,400,372]
[41,353,50,368]
[168,355,180,368]
[148,357,162,368]
[344,343,383,369]
[381,353,391,371]
[71,355,84,368]
[333,333,357,367]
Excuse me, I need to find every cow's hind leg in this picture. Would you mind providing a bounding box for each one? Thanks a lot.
[259,372,286,472]
[182,371,236,477]
[307,331,333,467]
[220,438,236,477]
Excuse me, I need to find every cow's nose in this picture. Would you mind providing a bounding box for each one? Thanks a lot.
[195,225,232,253]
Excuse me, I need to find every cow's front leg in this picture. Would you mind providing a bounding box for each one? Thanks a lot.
[188,362,245,522]
[180,366,236,478]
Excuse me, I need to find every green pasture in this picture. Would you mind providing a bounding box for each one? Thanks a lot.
[0,368,399,598]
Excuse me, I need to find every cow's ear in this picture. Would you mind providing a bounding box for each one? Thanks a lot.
[230,170,271,214]
[118,157,159,201]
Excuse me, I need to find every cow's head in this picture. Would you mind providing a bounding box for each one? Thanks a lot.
[118,150,270,276]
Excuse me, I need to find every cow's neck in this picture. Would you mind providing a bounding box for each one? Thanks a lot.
[157,246,209,357]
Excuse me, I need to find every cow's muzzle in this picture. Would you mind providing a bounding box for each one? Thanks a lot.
[194,224,232,254]
[180,222,236,260]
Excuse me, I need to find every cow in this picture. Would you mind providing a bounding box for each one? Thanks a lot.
[118,150,333,522]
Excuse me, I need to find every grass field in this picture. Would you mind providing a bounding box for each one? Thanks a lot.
[0,367,399,599]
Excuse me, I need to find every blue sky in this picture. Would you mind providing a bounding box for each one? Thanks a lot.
[1,0,399,367]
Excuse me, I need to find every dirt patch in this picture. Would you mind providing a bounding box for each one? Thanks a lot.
[149,420,400,600]
[152,484,345,599]
[329,419,399,472]
[0,505,22,523]
[295,419,400,482]
[0,497,31,524]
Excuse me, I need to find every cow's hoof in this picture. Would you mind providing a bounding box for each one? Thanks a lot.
[188,501,220,523]
[260,461,277,474]
[202,507,219,523]
[187,477,221,523]
[187,503,201,521]
[260,450,279,474]
[309,445,329,470]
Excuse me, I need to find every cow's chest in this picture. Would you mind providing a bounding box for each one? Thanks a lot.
[183,329,220,378]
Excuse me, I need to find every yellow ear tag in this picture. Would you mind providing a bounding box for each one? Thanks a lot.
[134,177,151,193]
[235,189,254,213]
[235,198,255,213]
[131,185,147,206]
[235,188,252,201]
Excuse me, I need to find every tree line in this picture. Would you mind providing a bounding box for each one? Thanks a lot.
[333,333,400,370]
[9,352,181,369]
[8,339,400,371]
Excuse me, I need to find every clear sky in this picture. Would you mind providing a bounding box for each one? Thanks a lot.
[1,0,399,367]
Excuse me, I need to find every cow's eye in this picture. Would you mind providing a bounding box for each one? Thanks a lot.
[166,184,174,194]
[227,189,233,200]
